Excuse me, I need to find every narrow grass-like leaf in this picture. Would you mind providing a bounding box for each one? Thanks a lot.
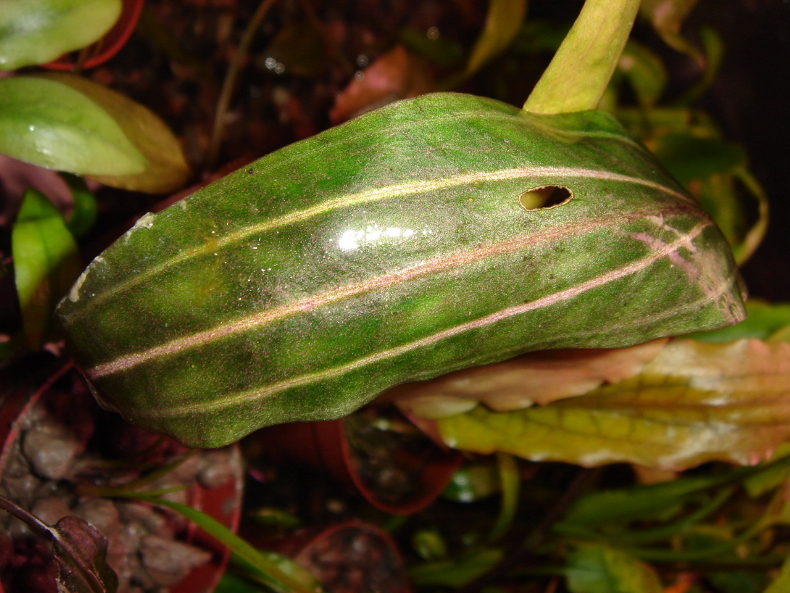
[57,93,744,447]
[133,495,318,593]
[0,0,122,70]
[409,548,504,588]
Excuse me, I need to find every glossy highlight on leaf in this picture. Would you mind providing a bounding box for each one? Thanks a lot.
[57,93,745,447]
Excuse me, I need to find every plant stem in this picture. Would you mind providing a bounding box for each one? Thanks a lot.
[523,0,640,114]
[206,0,279,170]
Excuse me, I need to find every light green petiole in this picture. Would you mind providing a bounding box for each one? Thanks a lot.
[524,0,641,114]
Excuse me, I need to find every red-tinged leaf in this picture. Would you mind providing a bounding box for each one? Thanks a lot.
[386,339,667,419]
[0,495,118,593]
[435,339,789,470]
[329,45,435,124]
[52,515,119,593]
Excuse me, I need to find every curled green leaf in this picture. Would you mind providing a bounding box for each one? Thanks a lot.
[12,187,81,348]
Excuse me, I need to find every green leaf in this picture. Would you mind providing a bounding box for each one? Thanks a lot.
[62,173,99,239]
[12,187,81,348]
[442,464,501,502]
[616,40,667,108]
[131,495,317,593]
[524,0,641,113]
[56,94,744,447]
[436,339,789,470]
[0,73,191,193]
[465,0,528,75]
[764,556,790,593]
[565,543,663,593]
[0,0,122,70]
[691,300,790,344]
[652,133,747,188]
[0,75,147,175]
[410,548,504,588]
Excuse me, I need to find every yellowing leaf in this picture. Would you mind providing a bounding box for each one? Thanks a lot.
[0,73,190,194]
[387,340,667,419]
[36,73,191,193]
[0,75,147,176]
[436,339,789,470]
[0,0,122,70]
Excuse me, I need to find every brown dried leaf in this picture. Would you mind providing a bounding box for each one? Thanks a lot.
[52,515,119,593]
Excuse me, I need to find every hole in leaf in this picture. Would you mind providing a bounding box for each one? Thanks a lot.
[519,185,573,211]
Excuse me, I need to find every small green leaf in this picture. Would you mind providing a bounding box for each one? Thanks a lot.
[61,173,99,239]
[616,40,667,108]
[652,133,747,187]
[437,339,789,470]
[691,300,790,344]
[410,548,504,588]
[565,543,663,593]
[12,187,81,348]
[0,73,191,193]
[465,0,528,75]
[0,0,122,70]
[0,75,147,176]
[443,464,501,502]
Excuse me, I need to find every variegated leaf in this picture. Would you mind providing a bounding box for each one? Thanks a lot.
[57,93,744,447]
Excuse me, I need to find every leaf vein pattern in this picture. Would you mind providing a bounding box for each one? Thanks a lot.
[71,167,690,315]
[136,219,717,418]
